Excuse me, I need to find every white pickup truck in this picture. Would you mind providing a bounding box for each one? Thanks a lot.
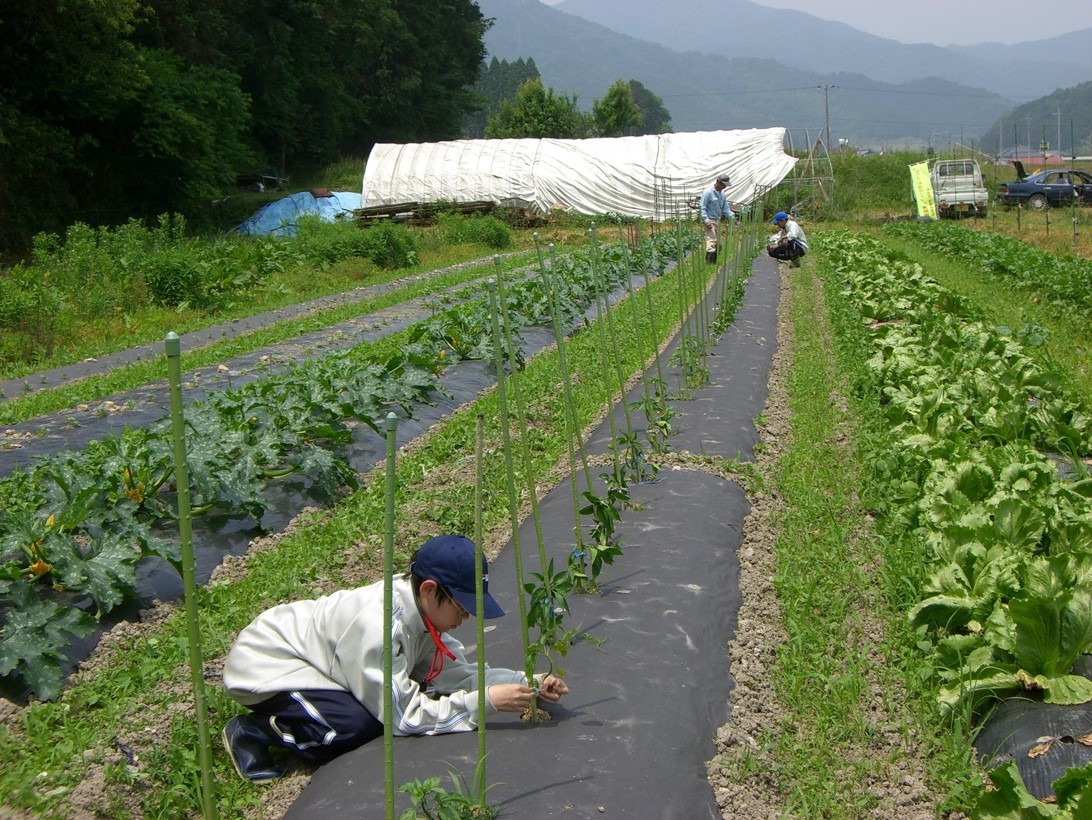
[926,158,989,218]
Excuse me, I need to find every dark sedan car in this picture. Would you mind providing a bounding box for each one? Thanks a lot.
[997,160,1092,209]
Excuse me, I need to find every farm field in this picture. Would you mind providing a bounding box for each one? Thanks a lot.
[1,204,1091,817]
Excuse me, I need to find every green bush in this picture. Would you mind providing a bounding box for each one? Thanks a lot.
[25,215,188,312]
[291,217,417,269]
[437,213,511,249]
[292,216,372,266]
[0,274,42,330]
[359,220,418,268]
[142,249,204,308]
[0,265,62,363]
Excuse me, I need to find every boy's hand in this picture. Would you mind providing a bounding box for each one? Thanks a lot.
[535,674,569,704]
[486,675,570,712]
[486,683,537,712]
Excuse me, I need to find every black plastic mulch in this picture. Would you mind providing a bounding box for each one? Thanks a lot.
[0,259,666,694]
[0,261,516,478]
[974,697,1092,800]
[282,255,781,818]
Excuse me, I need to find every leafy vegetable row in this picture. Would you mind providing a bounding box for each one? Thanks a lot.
[0,233,680,701]
[883,221,1092,319]
[820,231,1092,809]
[821,226,1092,816]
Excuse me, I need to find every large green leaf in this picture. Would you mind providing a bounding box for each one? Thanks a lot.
[50,531,139,615]
[1041,674,1092,704]
[1011,590,1092,679]
[990,497,1046,551]
[938,666,1021,716]
[0,580,97,701]
[1061,590,1092,667]
[1053,762,1092,813]
[932,635,992,680]
[910,595,976,631]
[971,760,1059,818]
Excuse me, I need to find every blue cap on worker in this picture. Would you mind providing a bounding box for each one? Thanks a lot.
[412,534,504,618]
[771,211,789,224]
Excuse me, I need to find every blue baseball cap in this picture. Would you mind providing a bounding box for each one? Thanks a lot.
[412,535,504,618]
[772,211,789,224]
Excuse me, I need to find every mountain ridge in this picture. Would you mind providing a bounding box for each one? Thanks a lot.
[552,0,1092,101]
[477,0,1016,149]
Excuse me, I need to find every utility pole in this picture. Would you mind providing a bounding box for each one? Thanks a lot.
[1056,109,1062,156]
[818,84,835,150]
[1026,116,1032,159]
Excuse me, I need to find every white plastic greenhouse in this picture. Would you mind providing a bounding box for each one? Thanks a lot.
[361,128,796,220]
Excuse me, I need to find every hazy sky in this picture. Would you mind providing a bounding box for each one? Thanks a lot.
[744,0,1092,46]
[539,0,1092,46]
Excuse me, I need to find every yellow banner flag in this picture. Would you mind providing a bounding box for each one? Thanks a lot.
[909,161,937,220]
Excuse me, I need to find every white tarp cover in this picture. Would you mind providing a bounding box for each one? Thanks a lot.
[361,128,796,220]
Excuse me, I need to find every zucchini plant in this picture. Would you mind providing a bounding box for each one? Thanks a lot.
[0,231,684,700]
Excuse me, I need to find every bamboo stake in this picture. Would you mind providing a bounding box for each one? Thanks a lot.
[382,411,398,820]
[586,227,621,472]
[494,257,549,577]
[164,332,217,820]
[538,239,591,559]
[474,413,488,803]
[485,281,534,688]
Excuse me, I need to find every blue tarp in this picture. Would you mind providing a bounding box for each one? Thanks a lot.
[236,191,362,237]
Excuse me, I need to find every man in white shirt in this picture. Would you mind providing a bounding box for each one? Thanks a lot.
[766,211,808,267]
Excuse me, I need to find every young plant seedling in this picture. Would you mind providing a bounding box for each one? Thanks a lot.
[398,756,501,820]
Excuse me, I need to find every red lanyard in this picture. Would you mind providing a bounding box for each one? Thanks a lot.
[422,615,456,683]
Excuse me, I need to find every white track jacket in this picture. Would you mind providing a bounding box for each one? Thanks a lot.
[223,576,525,736]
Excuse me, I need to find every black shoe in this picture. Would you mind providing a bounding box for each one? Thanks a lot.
[790,258,801,268]
[223,714,289,783]
[705,251,717,264]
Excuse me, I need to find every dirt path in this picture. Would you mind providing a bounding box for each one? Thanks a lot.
[0,255,523,404]
[708,264,937,817]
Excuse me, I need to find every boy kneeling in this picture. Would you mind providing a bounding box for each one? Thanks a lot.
[221,534,569,782]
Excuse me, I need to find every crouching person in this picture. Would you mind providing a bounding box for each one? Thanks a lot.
[221,534,569,782]
[766,211,808,267]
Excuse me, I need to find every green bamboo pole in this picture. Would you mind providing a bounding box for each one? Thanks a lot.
[1072,119,1079,248]
[674,219,691,351]
[617,223,655,417]
[493,257,549,576]
[695,222,710,349]
[382,410,398,820]
[539,240,591,560]
[588,225,634,439]
[586,227,621,472]
[163,332,217,820]
[485,281,535,689]
[639,241,668,389]
[728,207,744,302]
[545,242,593,488]
[494,259,549,718]
[473,412,488,803]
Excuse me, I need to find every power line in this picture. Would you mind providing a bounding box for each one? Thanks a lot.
[660,83,1008,102]
[659,85,823,99]
[833,84,1007,100]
